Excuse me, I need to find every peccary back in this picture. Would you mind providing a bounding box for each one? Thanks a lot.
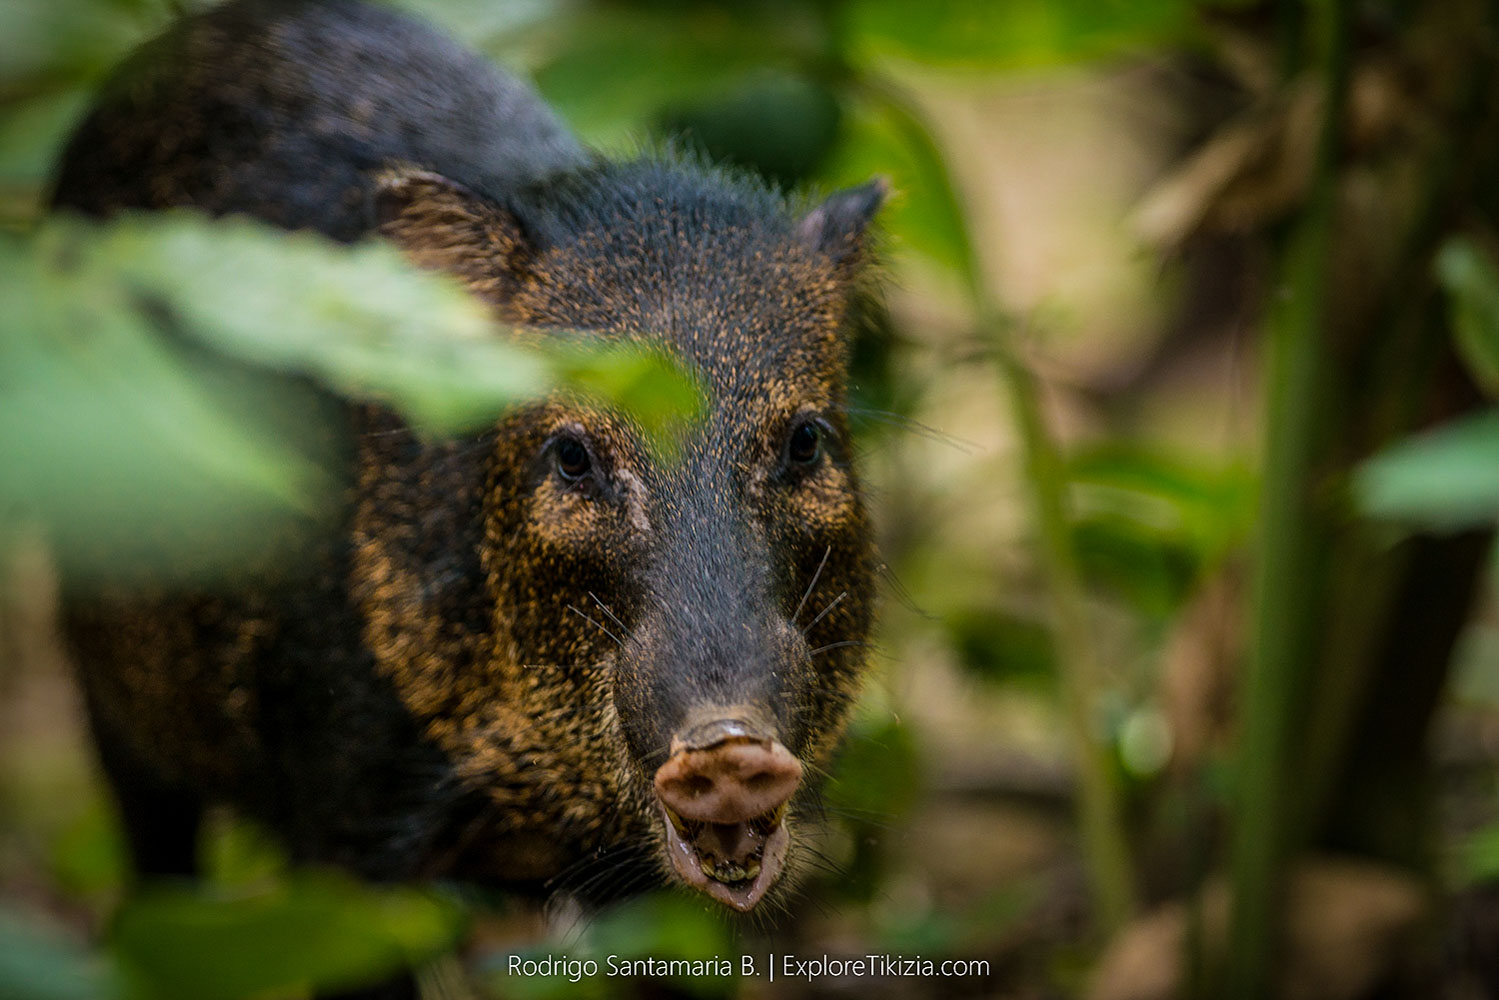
[54,0,884,913]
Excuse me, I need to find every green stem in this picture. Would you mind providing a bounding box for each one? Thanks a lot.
[993,329,1138,935]
[858,75,1137,935]
[1224,0,1350,994]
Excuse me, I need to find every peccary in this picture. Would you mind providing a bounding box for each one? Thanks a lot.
[53,0,884,914]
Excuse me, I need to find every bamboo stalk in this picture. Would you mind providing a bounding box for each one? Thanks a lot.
[991,330,1138,935]
[858,76,1139,935]
[1223,0,1350,993]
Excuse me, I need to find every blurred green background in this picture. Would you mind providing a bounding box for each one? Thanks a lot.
[5,0,1499,998]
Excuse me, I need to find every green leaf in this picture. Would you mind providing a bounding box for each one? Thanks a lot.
[1436,237,1499,398]
[0,88,91,210]
[825,715,921,821]
[4,212,700,583]
[1073,446,1259,569]
[0,908,122,1000]
[51,211,553,436]
[49,802,129,903]
[554,340,703,457]
[841,0,1199,71]
[529,7,813,147]
[1354,408,1499,530]
[60,212,700,438]
[200,814,290,890]
[0,0,157,88]
[822,85,976,278]
[658,70,843,187]
[1457,821,1499,886]
[0,227,342,584]
[945,607,1057,686]
[111,874,463,1000]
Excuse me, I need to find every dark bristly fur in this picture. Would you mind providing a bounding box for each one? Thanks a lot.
[53,0,884,915]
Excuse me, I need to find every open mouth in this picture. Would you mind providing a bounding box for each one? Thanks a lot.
[660,801,790,911]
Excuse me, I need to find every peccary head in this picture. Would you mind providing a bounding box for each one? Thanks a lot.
[356,159,884,911]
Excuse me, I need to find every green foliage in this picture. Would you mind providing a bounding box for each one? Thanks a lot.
[49,801,129,904]
[111,875,464,1000]
[659,71,843,188]
[1354,410,1499,531]
[822,85,976,278]
[1,212,698,583]
[826,714,922,822]
[1437,237,1499,399]
[0,0,165,88]
[1,218,338,583]
[1359,228,1499,534]
[840,0,1201,71]
[527,6,808,148]
[1071,446,1254,617]
[198,814,290,890]
[0,909,123,1000]
[946,609,1057,686]
[1456,821,1499,887]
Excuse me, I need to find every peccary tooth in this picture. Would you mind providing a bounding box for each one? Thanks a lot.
[664,806,689,836]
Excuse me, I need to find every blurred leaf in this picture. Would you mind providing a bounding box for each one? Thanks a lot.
[554,340,704,454]
[841,0,1199,71]
[1354,409,1499,530]
[1074,515,1198,617]
[200,814,289,890]
[49,801,129,903]
[2,213,699,583]
[1436,237,1499,398]
[111,874,463,1000]
[659,70,843,187]
[0,908,122,1000]
[826,715,921,822]
[587,893,733,966]
[0,88,90,212]
[0,0,163,89]
[947,607,1057,685]
[59,212,551,436]
[1457,821,1499,886]
[1066,447,1253,616]
[529,7,818,146]
[69,212,700,438]
[0,224,342,584]
[823,84,976,278]
[389,0,559,49]
[1071,446,1255,564]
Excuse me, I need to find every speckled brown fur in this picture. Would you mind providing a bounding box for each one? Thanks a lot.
[54,0,885,910]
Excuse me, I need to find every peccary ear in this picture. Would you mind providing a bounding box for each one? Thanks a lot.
[795,177,889,268]
[372,167,530,304]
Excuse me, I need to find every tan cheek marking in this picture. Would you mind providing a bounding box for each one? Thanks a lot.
[528,478,608,547]
[615,467,653,535]
[796,466,856,534]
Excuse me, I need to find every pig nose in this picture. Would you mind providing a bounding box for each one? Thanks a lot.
[654,723,803,824]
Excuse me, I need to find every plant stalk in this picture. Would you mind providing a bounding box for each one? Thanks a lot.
[857,75,1138,935]
[1224,0,1350,994]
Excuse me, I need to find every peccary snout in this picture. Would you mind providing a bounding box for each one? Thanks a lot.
[655,720,803,823]
[654,718,803,911]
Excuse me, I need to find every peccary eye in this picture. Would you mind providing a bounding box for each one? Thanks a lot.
[787,421,822,466]
[554,437,592,481]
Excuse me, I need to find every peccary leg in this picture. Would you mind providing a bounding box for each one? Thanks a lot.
[92,724,202,879]
[323,974,419,1000]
